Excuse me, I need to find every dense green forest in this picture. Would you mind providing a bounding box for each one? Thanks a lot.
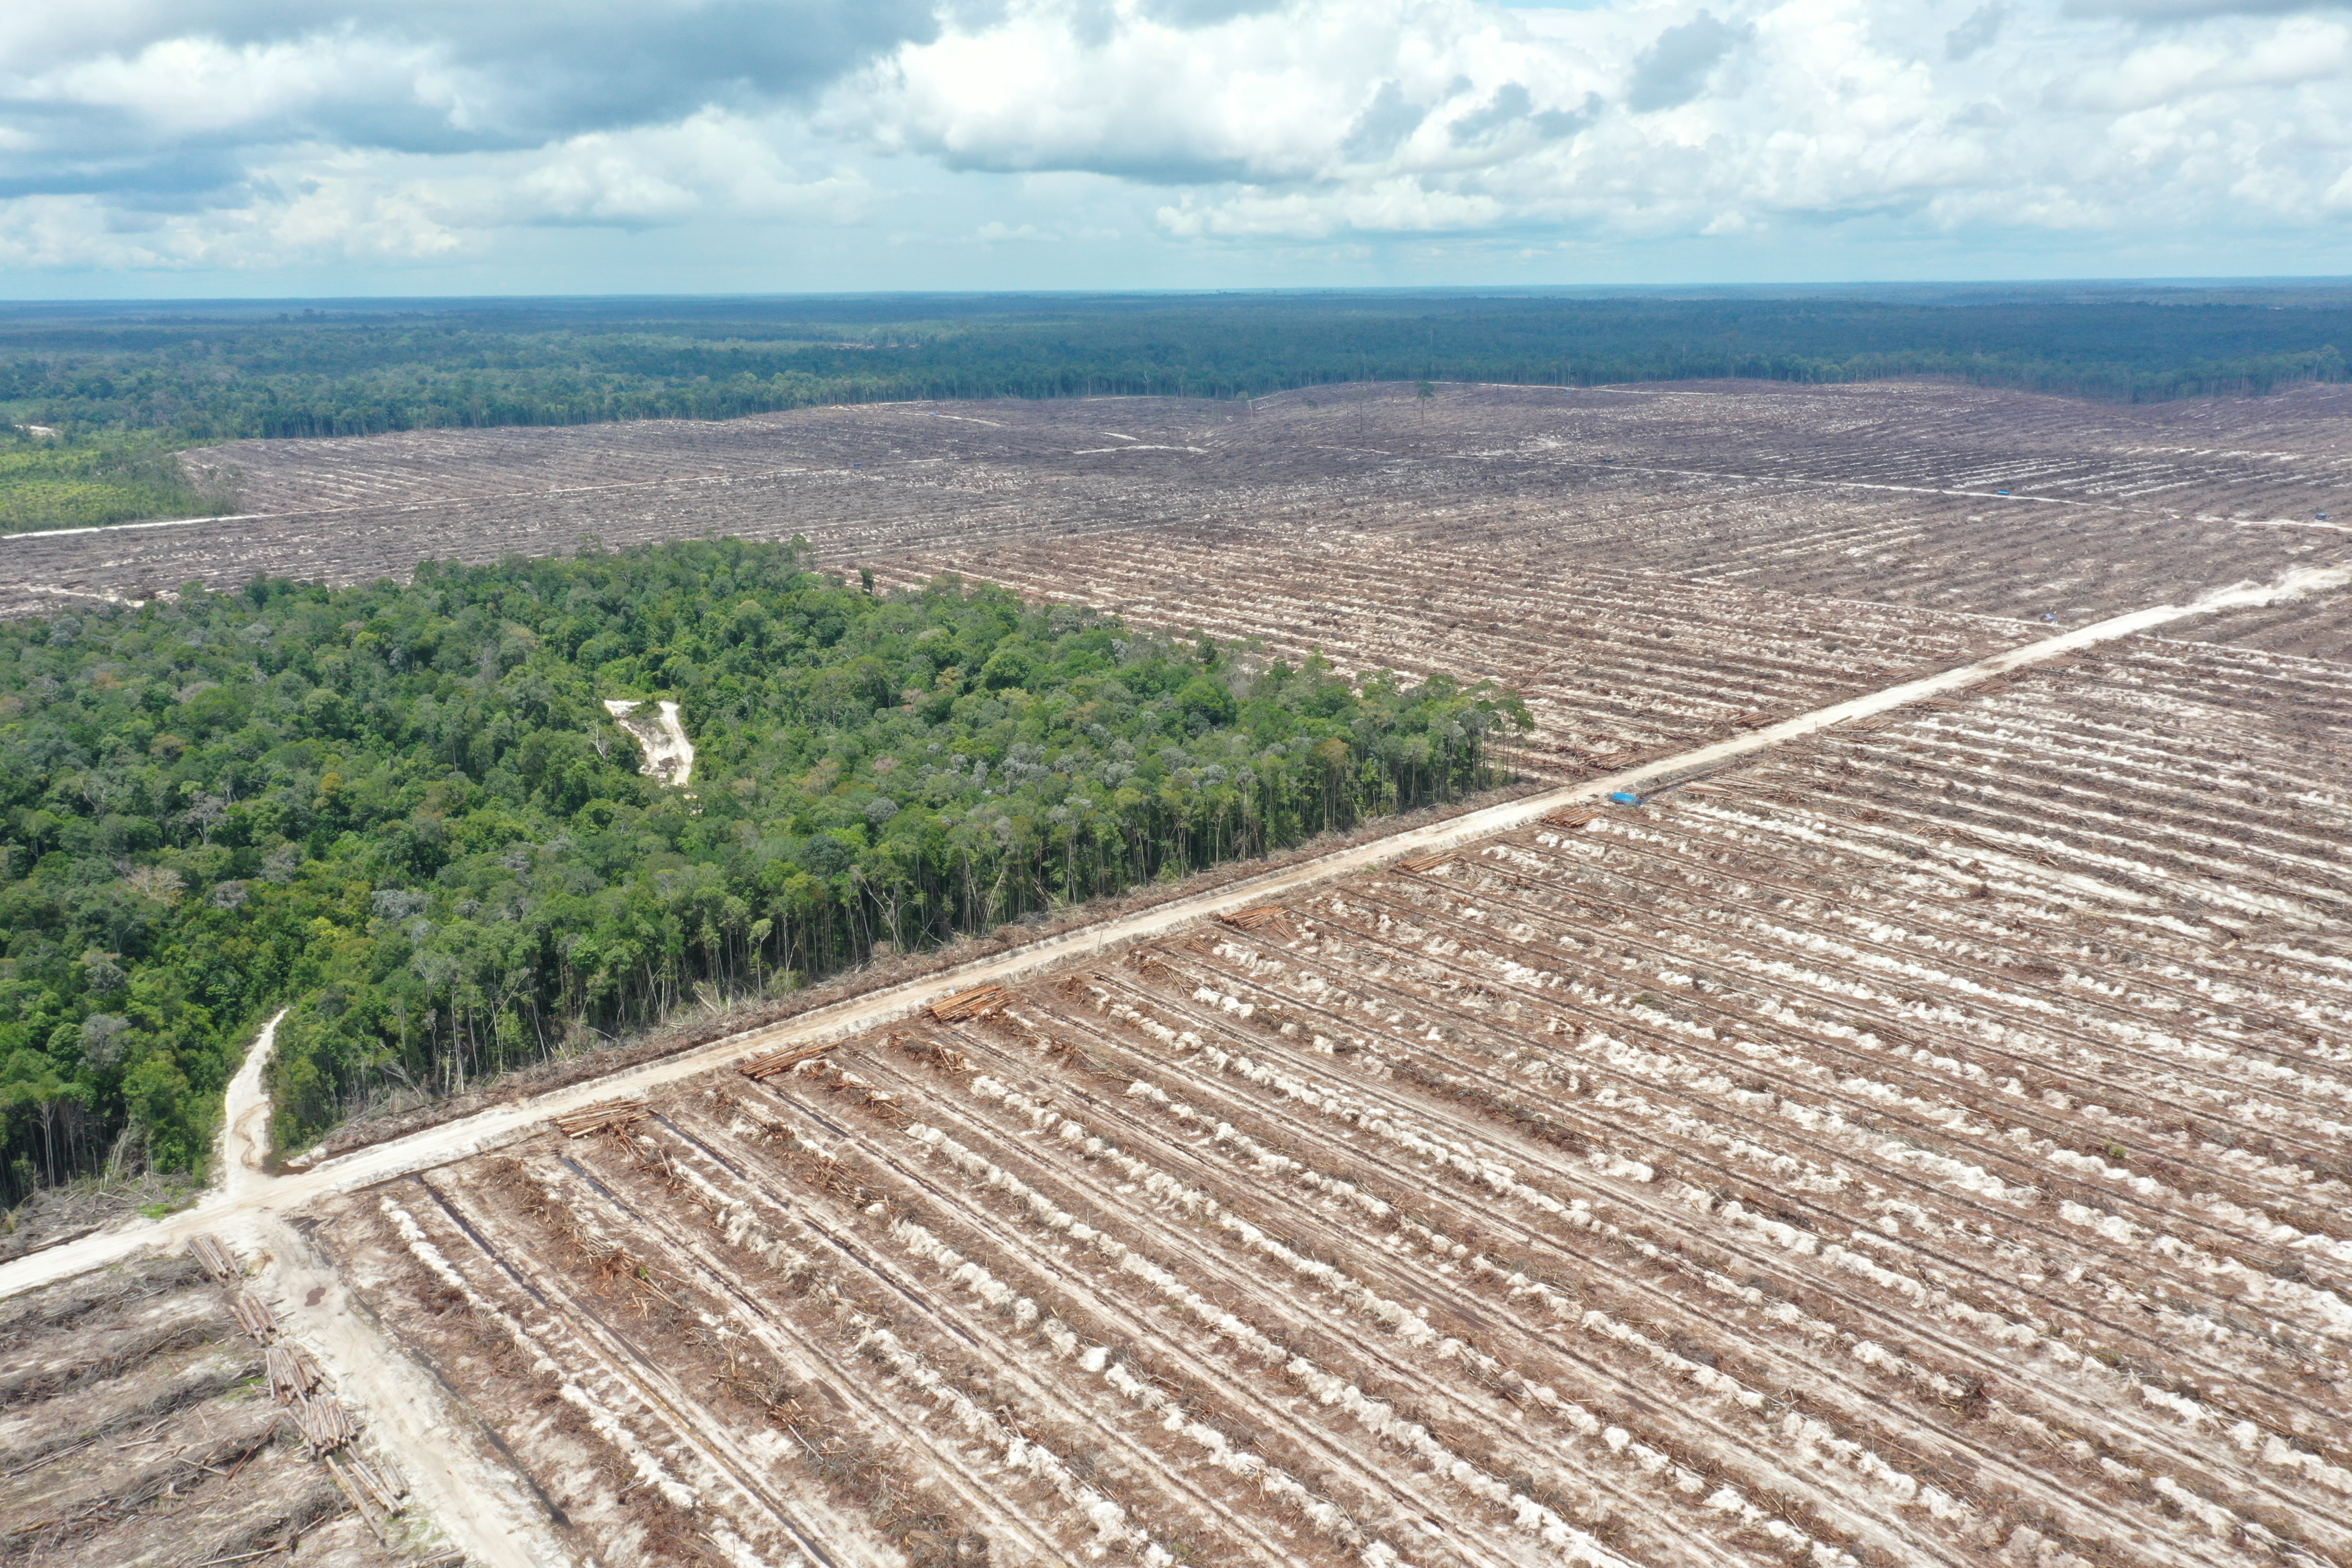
[0,539,1528,1203]
[8,289,2351,436]
[4,287,2347,530]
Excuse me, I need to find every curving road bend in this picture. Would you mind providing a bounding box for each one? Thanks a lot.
[218,1007,286,1206]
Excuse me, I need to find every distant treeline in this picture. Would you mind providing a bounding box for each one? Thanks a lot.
[0,538,1527,1202]
[4,291,2349,448]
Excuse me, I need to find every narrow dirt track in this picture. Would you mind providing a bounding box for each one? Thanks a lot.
[4,558,2339,1308]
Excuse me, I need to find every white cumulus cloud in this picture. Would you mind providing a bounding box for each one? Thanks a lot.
[0,0,2348,281]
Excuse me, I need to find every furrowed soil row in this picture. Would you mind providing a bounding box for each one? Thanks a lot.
[710,1068,1638,1568]
[1444,826,2352,1194]
[1213,882,2352,1458]
[593,1106,1315,1568]
[1242,884,2352,1495]
[756,1053,1803,1568]
[1050,959,2340,1565]
[882,1013,1968,1568]
[489,1150,1101,1568]
[381,1177,885,1567]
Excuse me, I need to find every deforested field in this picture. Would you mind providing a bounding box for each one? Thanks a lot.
[8,379,2352,644]
[5,378,2352,1568]
[309,632,2352,1568]
[0,1251,404,1567]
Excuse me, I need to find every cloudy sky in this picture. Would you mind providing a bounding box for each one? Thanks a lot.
[0,0,2343,295]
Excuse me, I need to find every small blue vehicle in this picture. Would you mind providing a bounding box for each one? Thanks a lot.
[1609,790,1642,805]
[1995,488,2011,496]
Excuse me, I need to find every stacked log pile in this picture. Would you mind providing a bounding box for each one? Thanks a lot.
[553,1098,651,1137]
[266,1342,322,1403]
[184,1233,411,1534]
[928,985,1010,1023]
[230,1291,279,1344]
[737,1041,835,1081]
[1217,904,1300,941]
[188,1233,237,1283]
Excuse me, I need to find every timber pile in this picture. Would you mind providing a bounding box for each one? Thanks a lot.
[1543,806,1603,828]
[929,985,1011,1023]
[334,1449,407,1515]
[1218,903,1298,942]
[738,1041,834,1081]
[290,1392,358,1452]
[267,1342,322,1403]
[188,1234,237,1282]
[554,1098,650,1138]
[1396,851,1453,874]
[231,1291,279,1343]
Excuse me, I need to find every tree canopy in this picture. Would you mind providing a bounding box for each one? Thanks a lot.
[0,538,1528,1197]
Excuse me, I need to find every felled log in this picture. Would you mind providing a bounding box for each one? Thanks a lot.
[928,984,1010,1023]
[266,1342,322,1403]
[291,1392,357,1452]
[1541,806,1602,828]
[188,1234,237,1283]
[1218,905,1291,931]
[230,1291,278,1343]
[737,1041,835,1081]
[344,1452,407,1513]
[552,1098,650,1138]
[1395,851,1453,874]
[324,1451,388,1546]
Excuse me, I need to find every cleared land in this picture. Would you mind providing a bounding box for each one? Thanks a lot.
[2,380,2349,1567]
[5,380,2349,639]
[0,1246,408,1567]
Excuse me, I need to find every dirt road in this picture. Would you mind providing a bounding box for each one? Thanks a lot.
[1,560,2342,1311]
[227,1208,572,1568]
[218,1007,285,1206]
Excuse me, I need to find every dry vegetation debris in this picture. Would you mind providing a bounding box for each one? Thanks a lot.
[289,634,2352,1568]
[0,1250,410,1567]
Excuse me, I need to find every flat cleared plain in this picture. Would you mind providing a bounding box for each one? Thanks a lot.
[7,380,2351,643]
[3,380,2350,1568]
[276,626,2349,1568]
